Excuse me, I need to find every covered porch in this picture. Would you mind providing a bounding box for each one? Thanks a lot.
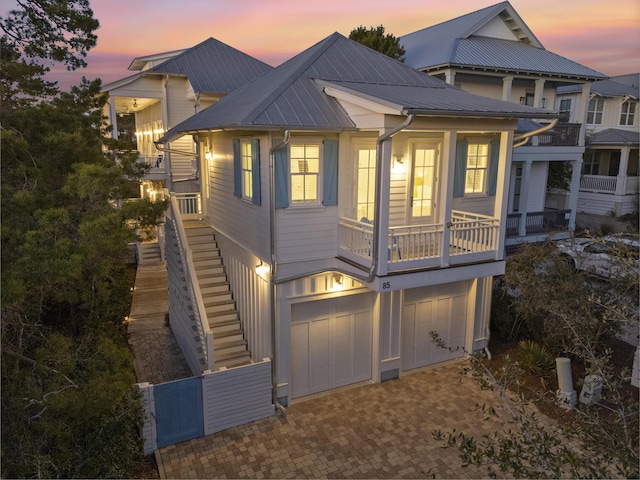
[339,209,500,273]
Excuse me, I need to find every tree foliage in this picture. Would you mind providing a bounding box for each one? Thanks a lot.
[349,25,405,62]
[1,3,166,477]
[433,241,639,478]
[0,0,99,106]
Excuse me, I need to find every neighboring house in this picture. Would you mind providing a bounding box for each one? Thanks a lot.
[158,32,554,409]
[400,1,608,247]
[557,74,639,216]
[100,38,272,201]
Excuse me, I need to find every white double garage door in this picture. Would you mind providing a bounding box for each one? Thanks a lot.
[290,282,468,399]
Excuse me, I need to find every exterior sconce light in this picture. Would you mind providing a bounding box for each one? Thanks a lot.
[392,154,405,173]
[255,261,270,277]
[205,151,213,161]
[332,273,344,290]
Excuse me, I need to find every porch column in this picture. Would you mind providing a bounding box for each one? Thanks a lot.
[162,75,173,191]
[614,147,630,196]
[518,159,533,237]
[376,135,392,276]
[108,99,118,139]
[444,69,456,85]
[534,79,546,108]
[567,158,583,231]
[495,131,514,259]
[502,76,514,102]
[577,84,592,146]
[440,131,457,268]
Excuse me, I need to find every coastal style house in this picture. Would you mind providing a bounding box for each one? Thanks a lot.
[556,74,639,216]
[158,32,555,409]
[400,1,608,247]
[100,38,272,201]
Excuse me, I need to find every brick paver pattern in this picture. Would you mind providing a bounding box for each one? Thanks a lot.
[157,362,516,479]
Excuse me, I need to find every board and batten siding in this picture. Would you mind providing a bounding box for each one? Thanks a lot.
[215,235,272,361]
[203,359,273,435]
[204,132,270,261]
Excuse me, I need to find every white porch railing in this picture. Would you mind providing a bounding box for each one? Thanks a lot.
[338,209,499,271]
[625,176,639,194]
[580,175,617,193]
[139,153,165,171]
[449,210,499,262]
[174,192,202,219]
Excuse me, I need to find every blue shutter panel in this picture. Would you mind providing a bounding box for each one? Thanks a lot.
[453,139,468,197]
[322,139,338,206]
[273,138,289,208]
[232,139,242,198]
[251,139,261,205]
[488,140,500,196]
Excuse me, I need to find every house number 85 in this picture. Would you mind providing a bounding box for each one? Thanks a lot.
[382,282,391,290]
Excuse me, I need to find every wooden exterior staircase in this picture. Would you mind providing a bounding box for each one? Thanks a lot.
[182,220,252,370]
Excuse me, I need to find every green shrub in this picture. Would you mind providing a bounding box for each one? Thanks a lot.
[518,340,555,375]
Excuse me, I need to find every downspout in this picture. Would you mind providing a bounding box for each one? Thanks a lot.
[269,130,290,417]
[513,118,558,148]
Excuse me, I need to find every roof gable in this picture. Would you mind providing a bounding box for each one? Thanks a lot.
[149,37,273,94]
[401,1,605,80]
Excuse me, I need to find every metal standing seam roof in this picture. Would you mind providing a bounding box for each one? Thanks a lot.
[588,129,640,146]
[400,1,606,80]
[558,77,639,98]
[160,32,554,142]
[149,37,273,94]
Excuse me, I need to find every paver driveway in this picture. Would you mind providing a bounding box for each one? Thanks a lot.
[156,361,516,479]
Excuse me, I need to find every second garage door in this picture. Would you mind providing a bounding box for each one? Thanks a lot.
[402,282,468,371]
[291,293,373,399]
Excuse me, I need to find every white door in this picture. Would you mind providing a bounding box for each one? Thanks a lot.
[291,294,373,398]
[409,143,439,224]
[402,282,468,371]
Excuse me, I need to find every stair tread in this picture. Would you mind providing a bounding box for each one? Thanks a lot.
[214,328,244,338]
[215,350,250,361]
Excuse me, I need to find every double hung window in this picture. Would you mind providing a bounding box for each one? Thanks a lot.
[587,98,604,125]
[620,100,636,126]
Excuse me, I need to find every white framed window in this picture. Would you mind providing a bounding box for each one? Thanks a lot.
[464,143,489,194]
[583,151,601,175]
[559,98,572,122]
[241,141,253,200]
[290,143,320,204]
[356,146,376,221]
[587,98,604,125]
[620,100,636,126]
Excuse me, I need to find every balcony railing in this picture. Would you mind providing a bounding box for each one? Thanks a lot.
[174,192,202,219]
[339,210,499,271]
[522,123,581,147]
[139,154,165,171]
[506,209,571,237]
[580,175,639,194]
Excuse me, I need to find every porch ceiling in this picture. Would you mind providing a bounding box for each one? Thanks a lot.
[113,96,160,114]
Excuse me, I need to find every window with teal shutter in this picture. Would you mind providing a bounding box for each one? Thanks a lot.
[251,139,261,205]
[273,138,289,208]
[322,139,338,206]
[453,139,468,197]
[233,139,242,198]
[488,140,499,196]
[233,138,261,204]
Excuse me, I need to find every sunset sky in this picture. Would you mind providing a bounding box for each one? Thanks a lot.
[4,0,640,89]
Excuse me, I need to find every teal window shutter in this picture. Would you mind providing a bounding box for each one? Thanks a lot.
[251,139,261,205]
[453,139,468,197]
[273,138,289,208]
[232,139,242,198]
[488,140,500,196]
[322,139,338,206]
